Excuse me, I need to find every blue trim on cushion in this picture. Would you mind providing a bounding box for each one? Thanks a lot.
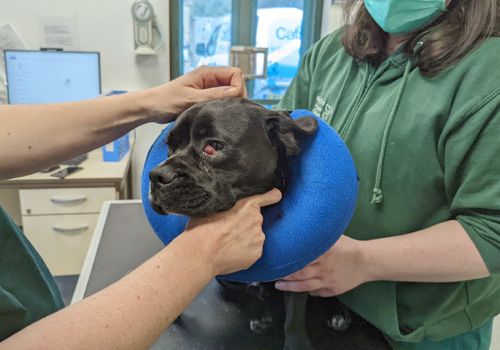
[141,111,358,283]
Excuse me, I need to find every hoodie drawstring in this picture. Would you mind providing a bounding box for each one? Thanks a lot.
[371,59,412,204]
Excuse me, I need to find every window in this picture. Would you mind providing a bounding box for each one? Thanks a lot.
[180,0,232,74]
[170,0,323,104]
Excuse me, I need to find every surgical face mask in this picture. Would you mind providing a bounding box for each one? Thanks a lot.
[364,0,446,35]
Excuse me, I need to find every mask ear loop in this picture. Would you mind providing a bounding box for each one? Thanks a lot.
[407,31,426,65]
[413,41,424,54]
[409,28,428,55]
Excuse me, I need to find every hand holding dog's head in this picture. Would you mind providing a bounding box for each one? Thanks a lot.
[149,97,317,217]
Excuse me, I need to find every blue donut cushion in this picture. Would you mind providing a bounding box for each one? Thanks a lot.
[141,110,358,283]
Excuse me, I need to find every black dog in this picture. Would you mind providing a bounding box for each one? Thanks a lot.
[148,97,318,345]
[149,97,317,217]
[147,98,389,349]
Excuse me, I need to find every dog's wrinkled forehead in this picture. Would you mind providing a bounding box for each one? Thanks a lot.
[169,98,264,144]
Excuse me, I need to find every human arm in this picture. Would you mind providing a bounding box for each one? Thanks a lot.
[0,188,281,350]
[276,220,489,297]
[0,66,244,180]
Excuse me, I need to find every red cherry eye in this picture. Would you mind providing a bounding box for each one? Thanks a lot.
[204,144,215,156]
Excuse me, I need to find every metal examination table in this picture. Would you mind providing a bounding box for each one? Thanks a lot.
[72,200,390,350]
[72,200,287,349]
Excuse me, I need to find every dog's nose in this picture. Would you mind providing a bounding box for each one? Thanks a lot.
[149,168,176,185]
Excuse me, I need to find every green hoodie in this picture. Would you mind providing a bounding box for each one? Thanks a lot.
[276,29,500,346]
[0,206,64,340]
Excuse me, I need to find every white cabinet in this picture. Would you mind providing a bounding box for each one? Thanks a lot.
[20,187,116,275]
[0,147,132,275]
[19,187,116,215]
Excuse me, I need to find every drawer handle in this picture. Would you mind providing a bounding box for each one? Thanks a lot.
[52,224,89,233]
[50,196,87,204]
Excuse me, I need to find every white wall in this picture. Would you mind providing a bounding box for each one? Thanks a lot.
[0,0,170,198]
[321,0,344,38]
[328,2,345,33]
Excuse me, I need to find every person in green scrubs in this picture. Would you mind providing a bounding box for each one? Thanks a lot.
[0,66,282,349]
[275,0,500,349]
[276,0,500,350]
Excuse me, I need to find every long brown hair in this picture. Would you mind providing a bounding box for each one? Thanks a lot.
[341,0,500,76]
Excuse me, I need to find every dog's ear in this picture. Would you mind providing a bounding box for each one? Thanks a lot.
[264,111,318,156]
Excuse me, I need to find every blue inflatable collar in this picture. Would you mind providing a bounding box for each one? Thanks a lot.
[141,110,358,283]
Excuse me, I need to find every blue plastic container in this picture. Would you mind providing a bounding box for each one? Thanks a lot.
[101,90,130,162]
[102,134,130,162]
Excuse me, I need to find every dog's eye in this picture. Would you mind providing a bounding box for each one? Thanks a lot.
[204,145,215,156]
[211,141,224,151]
[204,141,224,155]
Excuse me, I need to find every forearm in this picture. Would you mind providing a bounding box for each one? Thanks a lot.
[362,220,490,283]
[0,66,246,180]
[0,91,164,179]
[1,230,214,350]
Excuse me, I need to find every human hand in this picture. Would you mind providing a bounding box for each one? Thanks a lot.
[143,66,246,123]
[185,188,282,276]
[275,235,373,297]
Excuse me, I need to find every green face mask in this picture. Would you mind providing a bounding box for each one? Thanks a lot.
[365,0,446,35]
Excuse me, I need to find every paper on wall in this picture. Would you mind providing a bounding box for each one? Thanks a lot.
[0,23,26,104]
[0,23,26,51]
[38,15,80,51]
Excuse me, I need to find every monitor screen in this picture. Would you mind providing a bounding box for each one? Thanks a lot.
[4,50,101,105]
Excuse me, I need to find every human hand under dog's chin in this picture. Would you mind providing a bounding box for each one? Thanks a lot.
[184,189,281,277]
[275,235,374,297]
[142,66,246,123]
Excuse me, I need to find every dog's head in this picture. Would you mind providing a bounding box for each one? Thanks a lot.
[149,97,317,217]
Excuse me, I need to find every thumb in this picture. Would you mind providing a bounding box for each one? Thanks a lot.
[249,188,282,208]
[201,86,240,100]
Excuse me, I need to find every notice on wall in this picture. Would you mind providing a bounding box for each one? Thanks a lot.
[0,23,26,51]
[38,15,80,50]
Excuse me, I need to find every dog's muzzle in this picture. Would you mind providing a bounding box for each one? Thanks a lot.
[149,166,214,216]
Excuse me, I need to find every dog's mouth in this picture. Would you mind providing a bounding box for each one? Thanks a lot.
[150,181,210,217]
[149,174,235,217]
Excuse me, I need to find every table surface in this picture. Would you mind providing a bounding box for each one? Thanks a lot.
[0,147,131,187]
[72,200,289,349]
[72,201,390,350]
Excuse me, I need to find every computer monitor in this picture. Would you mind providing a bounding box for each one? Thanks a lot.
[4,50,101,105]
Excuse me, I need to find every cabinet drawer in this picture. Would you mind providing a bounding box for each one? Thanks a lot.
[19,187,116,215]
[22,214,98,276]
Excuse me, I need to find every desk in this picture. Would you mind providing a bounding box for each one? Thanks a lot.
[72,201,391,350]
[0,147,132,196]
[0,147,132,275]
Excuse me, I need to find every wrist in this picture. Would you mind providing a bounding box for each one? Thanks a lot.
[133,89,161,124]
[358,239,385,282]
[181,226,219,279]
[105,90,152,125]
[137,86,175,124]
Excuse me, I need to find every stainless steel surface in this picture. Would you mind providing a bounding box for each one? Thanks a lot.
[83,202,163,298]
